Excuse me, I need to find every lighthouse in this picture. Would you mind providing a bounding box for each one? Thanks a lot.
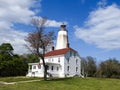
[27,24,82,78]
[55,24,69,50]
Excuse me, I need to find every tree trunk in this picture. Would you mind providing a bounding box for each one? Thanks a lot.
[41,48,47,81]
[41,56,47,80]
[44,65,47,80]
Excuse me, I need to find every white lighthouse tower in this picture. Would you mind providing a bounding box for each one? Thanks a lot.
[55,24,69,50]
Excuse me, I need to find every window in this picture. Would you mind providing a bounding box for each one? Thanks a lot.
[52,58,54,62]
[74,53,76,57]
[58,58,60,62]
[32,72,35,75]
[67,66,69,71]
[76,59,78,65]
[47,66,49,70]
[76,67,78,72]
[38,63,41,69]
[57,67,59,71]
[33,66,36,69]
[67,58,69,63]
[51,66,54,70]
[70,51,72,56]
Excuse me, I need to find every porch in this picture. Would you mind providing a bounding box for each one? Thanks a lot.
[27,62,63,77]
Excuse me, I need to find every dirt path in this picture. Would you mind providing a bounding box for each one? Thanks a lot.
[0,79,41,85]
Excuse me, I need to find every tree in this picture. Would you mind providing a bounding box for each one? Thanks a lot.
[81,56,97,77]
[0,55,28,77]
[97,58,120,78]
[0,43,13,55]
[0,43,28,77]
[25,17,55,80]
[81,57,88,77]
[86,56,97,77]
[0,43,13,61]
[20,54,39,63]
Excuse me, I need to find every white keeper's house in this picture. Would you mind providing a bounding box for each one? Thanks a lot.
[27,24,82,78]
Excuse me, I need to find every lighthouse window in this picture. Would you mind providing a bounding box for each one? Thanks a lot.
[67,66,69,71]
[47,66,49,70]
[57,67,59,71]
[76,67,78,72]
[76,59,78,64]
[33,66,36,69]
[51,66,54,70]
[74,53,76,57]
[38,63,41,69]
[67,58,69,63]
[52,58,54,62]
[58,58,60,62]
[70,51,72,56]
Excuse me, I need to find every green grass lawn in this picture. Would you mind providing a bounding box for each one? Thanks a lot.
[0,77,120,90]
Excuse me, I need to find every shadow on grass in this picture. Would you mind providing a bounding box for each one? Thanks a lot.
[45,77,76,82]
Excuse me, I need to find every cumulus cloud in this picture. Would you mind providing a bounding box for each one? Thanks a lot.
[0,29,28,54]
[97,0,107,7]
[0,0,38,54]
[0,0,67,54]
[0,0,36,24]
[32,16,67,27]
[46,19,67,27]
[75,4,120,50]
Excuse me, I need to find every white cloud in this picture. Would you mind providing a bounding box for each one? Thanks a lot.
[46,19,67,27]
[0,0,39,54]
[32,16,68,27]
[75,4,120,50]
[0,0,36,24]
[97,0,107,7]
[0,28,29,54]
[0,0,67,54]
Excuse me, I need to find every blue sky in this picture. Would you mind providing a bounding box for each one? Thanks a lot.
[0,0,120,62]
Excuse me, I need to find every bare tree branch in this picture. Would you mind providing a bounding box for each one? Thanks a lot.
[25,17,55,80]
